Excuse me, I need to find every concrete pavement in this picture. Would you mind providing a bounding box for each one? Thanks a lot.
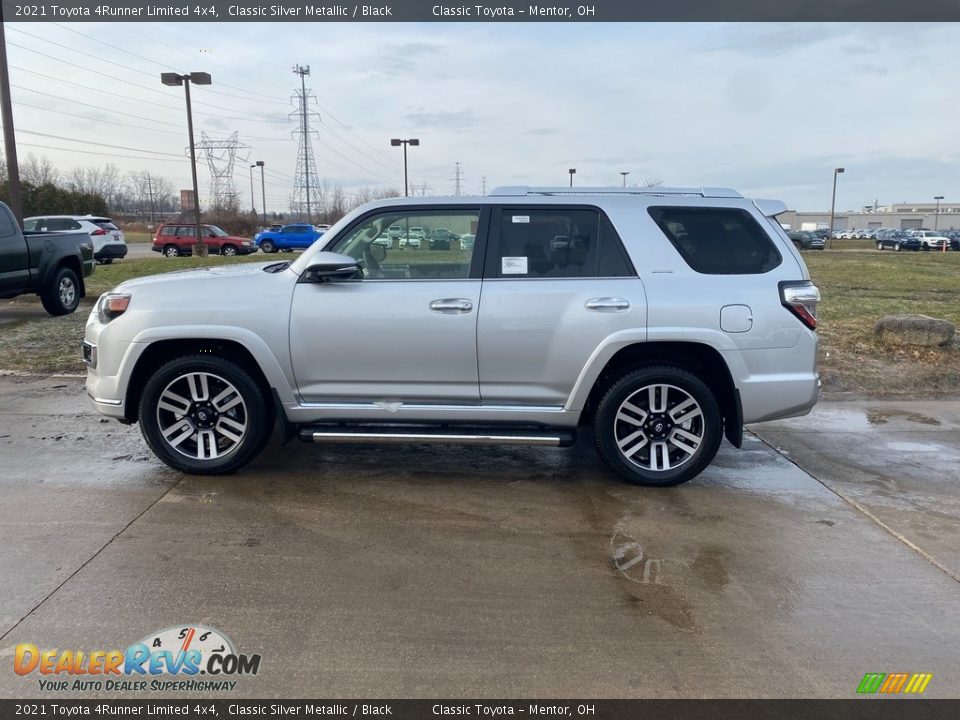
[0,377,957,698]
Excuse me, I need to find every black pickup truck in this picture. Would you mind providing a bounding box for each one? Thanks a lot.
[0,201,95,316]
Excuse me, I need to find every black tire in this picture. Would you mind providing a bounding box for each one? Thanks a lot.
[138,355,273,475]
[260,240,276,253]
[793,242,803,251]
[164,244,180,258]
[98,258,114,265]
[40,265,81,316]
[220,244,238,256]
[593,366,723,487]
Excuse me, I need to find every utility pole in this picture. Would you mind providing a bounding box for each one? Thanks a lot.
[0,8,23,225]
[256,160,266,226]
[146,173,156,225]
[453,162,463,196]
[827,167,844,250]
[480,176,487,195]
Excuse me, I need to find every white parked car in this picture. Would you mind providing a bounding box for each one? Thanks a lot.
[23,214,127,264]
[398,234,422,249]
[909,230,950,251]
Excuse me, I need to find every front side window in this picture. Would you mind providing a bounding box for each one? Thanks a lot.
[648,206,782,275]
[177,227,197,238]
[492,207,633,278]
[330,209,480,280]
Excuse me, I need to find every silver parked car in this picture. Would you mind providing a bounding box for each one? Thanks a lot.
[83,186,820,486]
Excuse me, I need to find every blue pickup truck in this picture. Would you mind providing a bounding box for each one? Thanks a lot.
[254,224,323,253]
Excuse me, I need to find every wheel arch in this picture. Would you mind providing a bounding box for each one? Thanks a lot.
[575,340,743,448]
[43,255,86,298]
[122,335,288,423]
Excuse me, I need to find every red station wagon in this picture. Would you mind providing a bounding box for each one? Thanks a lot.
[152,224,258,257]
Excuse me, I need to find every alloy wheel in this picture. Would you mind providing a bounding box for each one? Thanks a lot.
[59,277,76,307]
[156,372,248,460]
[613,384,705,472]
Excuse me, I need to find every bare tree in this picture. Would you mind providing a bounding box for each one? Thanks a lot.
[21,153,59,186]
[642,177,664,188]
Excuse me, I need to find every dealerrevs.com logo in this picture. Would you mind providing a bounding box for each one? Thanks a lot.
[14,625,261,693]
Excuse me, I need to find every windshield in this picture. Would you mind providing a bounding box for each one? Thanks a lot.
[207,226,228,237]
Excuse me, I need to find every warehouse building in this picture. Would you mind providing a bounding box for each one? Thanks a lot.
[779,201,960,233]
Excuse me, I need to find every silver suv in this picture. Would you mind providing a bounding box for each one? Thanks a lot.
[84,187,820,486]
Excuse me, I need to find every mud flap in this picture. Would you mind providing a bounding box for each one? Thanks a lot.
[271,388,296,444]
[724,388,743,448]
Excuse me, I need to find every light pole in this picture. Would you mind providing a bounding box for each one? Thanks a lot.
[162,71,211,256]
[934,196,944,231]
[249,164,257,214]
[256,161,266,227]
[620,171,629,188]
[390,138,419,197]
[827,167,844,249]
[569,168,576,187]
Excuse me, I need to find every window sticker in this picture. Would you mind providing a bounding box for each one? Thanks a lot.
[502,256,528,274]
[511,215,530,224]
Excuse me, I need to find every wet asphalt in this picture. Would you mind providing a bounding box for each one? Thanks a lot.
[0,377,957,698]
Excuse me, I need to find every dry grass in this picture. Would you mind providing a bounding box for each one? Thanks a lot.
[804,249,960,396]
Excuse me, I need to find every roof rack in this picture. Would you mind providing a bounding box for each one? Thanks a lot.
[488,186,743,199]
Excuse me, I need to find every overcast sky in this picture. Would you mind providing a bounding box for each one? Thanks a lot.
[5,21,958,211]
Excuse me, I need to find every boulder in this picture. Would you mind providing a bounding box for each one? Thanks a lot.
[874,314,955,347]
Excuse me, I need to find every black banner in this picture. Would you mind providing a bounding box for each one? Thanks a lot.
[2,700,960,719]
[2,0,960,22]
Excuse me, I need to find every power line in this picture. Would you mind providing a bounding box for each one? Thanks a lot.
[11,84,185,128]
[18,142,189,163]
[12,101,187,136]
[17,130,187,158]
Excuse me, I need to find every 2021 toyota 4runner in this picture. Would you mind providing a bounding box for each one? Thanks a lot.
[83,186,820,486]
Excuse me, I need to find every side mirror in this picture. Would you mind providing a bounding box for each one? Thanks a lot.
[301,251,359,283]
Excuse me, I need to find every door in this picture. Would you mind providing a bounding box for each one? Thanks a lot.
[477,206,646,406]
[290,206,487,403]
[0,206,29,293]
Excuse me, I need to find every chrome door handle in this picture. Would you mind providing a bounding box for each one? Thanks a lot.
[430,298,473,313]
[585,297,630,312]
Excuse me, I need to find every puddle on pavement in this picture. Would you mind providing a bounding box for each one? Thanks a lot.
[867,409,941,426]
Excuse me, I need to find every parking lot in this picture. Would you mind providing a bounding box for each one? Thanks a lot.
[1,375,957,698]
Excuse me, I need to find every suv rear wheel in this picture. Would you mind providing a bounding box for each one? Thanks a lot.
[593,366,723,486]
[139,355,273,475]
[41,266,81,316]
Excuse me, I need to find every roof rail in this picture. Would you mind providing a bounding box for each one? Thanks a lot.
[488,186,743,199]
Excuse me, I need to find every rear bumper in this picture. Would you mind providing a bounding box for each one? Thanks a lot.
[95,244,128,260]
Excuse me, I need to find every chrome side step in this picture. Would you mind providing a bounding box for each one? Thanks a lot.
[298,426,576,447]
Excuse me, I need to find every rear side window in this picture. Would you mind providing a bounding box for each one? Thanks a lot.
[648,206,782,275]
[493,208,634,278]
[23,218,42,232]
[160,226,177,236]
[92,220,119,231]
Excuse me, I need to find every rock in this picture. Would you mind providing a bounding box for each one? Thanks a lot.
[874,314,955,347]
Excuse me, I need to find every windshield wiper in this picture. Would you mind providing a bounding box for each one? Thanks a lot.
[263,261,290,273]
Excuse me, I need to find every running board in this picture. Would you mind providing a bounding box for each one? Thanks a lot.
[298,426,576,447]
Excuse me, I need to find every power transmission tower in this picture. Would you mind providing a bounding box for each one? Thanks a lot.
[452,162,463,196]
[291,64,321,223]
[195,131,249,217]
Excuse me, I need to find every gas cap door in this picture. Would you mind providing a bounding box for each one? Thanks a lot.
[720,304,753,333]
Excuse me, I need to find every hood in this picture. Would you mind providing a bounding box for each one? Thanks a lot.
[115,262,277,292]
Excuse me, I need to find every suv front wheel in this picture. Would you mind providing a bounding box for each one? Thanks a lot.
[593,366,723,486]
[139,355,273,475]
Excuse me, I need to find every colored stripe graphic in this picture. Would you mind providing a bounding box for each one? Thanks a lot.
[857,672,932,694]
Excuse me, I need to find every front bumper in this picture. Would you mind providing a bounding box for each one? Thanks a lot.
[238,245,260,255]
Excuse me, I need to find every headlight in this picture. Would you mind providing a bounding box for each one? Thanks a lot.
[97,293,131,323]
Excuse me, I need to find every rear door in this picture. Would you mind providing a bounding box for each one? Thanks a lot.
[476,205,646,406]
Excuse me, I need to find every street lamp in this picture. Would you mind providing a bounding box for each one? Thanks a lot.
[249,164,258,214]
[934,195,944,231]
[162,71,211,256]
[390,138,419,197]
[620,171,630,188]
[827,167,845,249]
[256,161,266,227]
[569,168,576,187]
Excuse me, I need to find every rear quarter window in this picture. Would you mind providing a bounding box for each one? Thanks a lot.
[648,206,782,275]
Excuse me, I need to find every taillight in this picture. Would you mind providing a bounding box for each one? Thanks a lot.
[91,228,107,235]
[780,281,820,330]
